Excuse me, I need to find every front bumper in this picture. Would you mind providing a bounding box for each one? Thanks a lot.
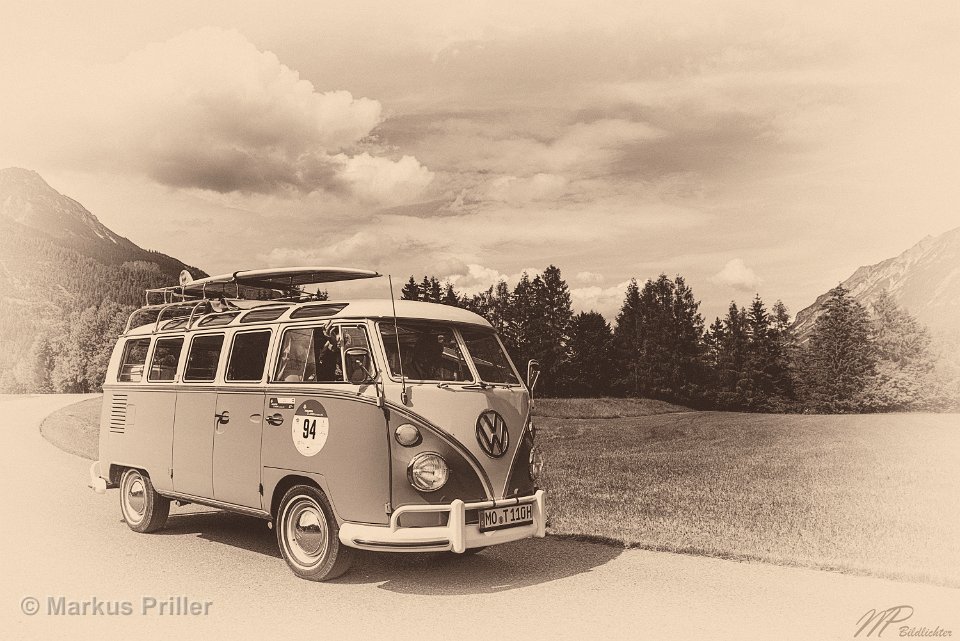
[339,490,546,553]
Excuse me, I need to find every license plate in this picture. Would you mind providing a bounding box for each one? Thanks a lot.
[478,504,534,532]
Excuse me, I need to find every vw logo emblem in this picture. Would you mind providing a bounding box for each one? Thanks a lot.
[476,410,509,458]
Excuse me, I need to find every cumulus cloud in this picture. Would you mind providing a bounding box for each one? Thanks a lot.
[571,281,633,317]
[711,258,761,292]
[575,271,605,284]
[336,153,434,204]
[443,263,540,295]
[259,230,431,269]
[39,28,433,202]
[482,173,568,205]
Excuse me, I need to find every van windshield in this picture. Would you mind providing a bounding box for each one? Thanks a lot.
[380,322,472,382]
[459,328,520,385]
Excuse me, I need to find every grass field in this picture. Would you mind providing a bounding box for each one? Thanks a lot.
[40,397,100,460]
[533,397,691,419]
[43,395,960,586]
[535,401,960,587]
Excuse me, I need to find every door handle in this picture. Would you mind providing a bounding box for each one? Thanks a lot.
[266,413,284,426]
[215,411,230,424]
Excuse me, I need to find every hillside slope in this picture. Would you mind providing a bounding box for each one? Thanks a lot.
[793,226,960,340]
[0,167,205,373]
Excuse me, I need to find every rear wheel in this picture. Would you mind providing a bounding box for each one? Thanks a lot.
[276,485,355,581]
[119,468,170,533]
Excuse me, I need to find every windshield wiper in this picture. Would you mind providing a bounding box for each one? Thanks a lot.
[437,381,491,390]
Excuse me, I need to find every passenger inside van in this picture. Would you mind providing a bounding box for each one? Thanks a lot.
[314,327,341,381]
[276,327,343,383]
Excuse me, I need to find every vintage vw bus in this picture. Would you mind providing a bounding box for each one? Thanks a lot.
[88,267,545,581]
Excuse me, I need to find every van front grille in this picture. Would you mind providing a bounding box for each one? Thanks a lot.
[109,394,127,434]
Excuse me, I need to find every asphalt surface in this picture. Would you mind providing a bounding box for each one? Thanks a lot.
[1,394,957,641]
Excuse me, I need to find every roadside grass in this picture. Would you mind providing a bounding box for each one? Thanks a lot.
[42,395,960,586]
[40,396,100,460]
[534,397,690,419]
[537,409,960,587]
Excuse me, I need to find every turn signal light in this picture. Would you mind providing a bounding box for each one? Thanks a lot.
[395,424,422,447]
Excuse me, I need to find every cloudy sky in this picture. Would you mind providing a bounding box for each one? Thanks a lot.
[1,1,957,322]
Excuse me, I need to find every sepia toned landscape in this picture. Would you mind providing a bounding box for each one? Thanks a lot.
[2,3,958,640]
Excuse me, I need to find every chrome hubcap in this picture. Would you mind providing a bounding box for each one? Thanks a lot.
[284,498,328,567]
[126,475,146,516]
[294,511,324,555]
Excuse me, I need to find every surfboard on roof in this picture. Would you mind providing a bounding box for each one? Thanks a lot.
[179,266,381,297]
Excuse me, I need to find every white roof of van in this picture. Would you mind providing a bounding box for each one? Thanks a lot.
[124,298,492,336]
[327,299,492,326]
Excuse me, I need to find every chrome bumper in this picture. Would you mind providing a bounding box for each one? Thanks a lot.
[339,490,546,553]
[88,461,107,494]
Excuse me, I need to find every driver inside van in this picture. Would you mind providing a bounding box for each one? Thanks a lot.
[407,333,442,380]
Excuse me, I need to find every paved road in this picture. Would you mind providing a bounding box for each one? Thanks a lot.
[1,394,957,641]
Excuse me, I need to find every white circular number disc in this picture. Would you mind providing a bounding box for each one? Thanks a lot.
[291,400,329,457]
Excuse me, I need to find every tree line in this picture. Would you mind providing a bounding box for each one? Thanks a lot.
[3,262,952,412]
[401,268,954,412]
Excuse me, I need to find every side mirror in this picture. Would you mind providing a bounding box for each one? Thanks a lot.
[526,359,541,392]
[345,347,375,384]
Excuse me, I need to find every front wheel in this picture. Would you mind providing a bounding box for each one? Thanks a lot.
[119,468,170,533]
[276,485,355,581]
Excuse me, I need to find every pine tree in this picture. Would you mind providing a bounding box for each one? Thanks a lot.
[861,290,935,411]
[441,282,461,307]
[401,277,420,301]
[744,294,775,410]
[799,285,875,412]
[428,277,442,303]
[419,276,432,302]
[712,302,749,409]
[505,272,536,368]
[612,279,643,397]
[565,311,614,396]
[530,265,573,396]
[612,275,704,403]
[768,300,798,410]
[670,276,706,403]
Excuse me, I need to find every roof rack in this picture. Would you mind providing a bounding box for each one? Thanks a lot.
[124,300,210,334]
[128,266,381,334]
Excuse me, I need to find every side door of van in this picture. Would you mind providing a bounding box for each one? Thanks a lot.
[171,333,226,499]
[262,321,390,524]
[212,329,272,509]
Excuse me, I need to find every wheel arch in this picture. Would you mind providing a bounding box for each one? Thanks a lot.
[269,474,324,520]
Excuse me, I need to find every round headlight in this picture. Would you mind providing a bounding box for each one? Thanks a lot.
[395,423,422,447]
[407,452,449,492]
[529,446,544,481]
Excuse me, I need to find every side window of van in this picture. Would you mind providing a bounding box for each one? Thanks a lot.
[148,337,184,382]
[274,326,343,383]
[274,327,343,383]
[184,334,225,382]
[118,338,151,382]
[226,331,272,382]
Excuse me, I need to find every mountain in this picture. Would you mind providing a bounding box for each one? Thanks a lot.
[793,226,960,341]
[0,167,205,377]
